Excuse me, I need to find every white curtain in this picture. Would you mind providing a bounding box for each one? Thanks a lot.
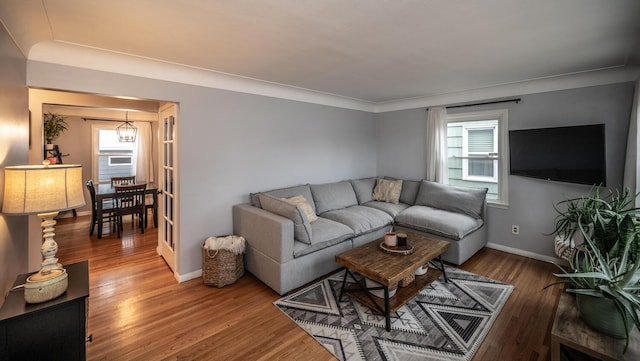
[133,122,154,183]
[425,106,448,183]
[623,80,640,206]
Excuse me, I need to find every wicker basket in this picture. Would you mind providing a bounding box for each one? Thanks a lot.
[202,246,244,287]
[399,273,415,288]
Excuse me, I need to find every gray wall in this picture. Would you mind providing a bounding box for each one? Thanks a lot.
[375,82,635,259]
[0,24,29,301]
[27,61,377,277]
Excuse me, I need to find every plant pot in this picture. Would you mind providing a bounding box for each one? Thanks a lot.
[45,143,55,150]
[576,293,635,339]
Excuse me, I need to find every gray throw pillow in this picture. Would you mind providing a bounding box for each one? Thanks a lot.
[415,180,487,219]
[258,193,313,244]
[350,177,376,204]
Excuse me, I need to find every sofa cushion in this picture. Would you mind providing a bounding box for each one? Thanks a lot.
[321,205,393,236]
[372,178,402,204]
[400,180,421,205]
[293,217,353,258]
[251,184,316,213]
[415,180,487,219]
[395,205,483,240]
[310,181,359,214]
[350,177,376,204]
[385,177,421,205]
[258,193,313,244]
[285,195,318,223]
[363,201,410,218]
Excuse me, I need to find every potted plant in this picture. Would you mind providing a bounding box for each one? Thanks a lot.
[548,188,640,351]
[551,188,638,260]
[43,112,68,149]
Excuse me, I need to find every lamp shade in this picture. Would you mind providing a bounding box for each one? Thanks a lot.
[2,164,85,215]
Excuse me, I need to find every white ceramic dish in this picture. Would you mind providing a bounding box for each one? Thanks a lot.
[365,278,397,298]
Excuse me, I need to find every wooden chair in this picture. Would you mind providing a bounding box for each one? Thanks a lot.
[145,191,158,228]
[86,180,116,236]
[113,183,147,238]
[111,176,136,186]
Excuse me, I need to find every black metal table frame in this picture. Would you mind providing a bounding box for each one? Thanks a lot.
[338,256,448,331]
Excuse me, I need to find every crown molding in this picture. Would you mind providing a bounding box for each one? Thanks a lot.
[28,41,640,114]
[28,41,376,112]
[373,66,640,113]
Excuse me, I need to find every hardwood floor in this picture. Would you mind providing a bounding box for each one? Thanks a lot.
[54,215,563,360]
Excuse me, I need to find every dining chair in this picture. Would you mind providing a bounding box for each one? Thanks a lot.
[86,180,116,236]
[113,183,147,238]
[145,191,157,228]
[111,175,136,186]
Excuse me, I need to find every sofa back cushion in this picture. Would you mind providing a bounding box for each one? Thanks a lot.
[350,177,376,204]
[250,184,316,213]
[310,181,359,214]
[384,177,421,205]
[258,193,313,244]
[415,180,487,219]
[399,180,420,205]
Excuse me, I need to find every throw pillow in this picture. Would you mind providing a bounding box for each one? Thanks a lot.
[258,193,313,244]
[372,178,402,204]
[285,195,318,223]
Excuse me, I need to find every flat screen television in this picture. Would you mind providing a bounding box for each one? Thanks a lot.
[509,124,606,186]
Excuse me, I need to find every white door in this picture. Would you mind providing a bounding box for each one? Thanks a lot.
[157,103,178,274]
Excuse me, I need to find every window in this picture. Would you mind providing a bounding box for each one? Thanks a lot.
[92,125,136,184]
[446,110,508,205]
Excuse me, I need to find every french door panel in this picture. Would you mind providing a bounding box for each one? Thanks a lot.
[158,104,177,274]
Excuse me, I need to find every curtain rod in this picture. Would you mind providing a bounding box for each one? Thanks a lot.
[426,98,521,111]
[82,117,154,123]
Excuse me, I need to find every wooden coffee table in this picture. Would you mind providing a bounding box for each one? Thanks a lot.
[335,231,450,331]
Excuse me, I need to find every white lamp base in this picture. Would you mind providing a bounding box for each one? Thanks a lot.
[24,268,68,303]
[23,211,69,303]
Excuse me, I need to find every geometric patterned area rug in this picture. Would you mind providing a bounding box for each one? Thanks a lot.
[274,265,513,361]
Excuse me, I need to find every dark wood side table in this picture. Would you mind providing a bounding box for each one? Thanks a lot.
[0,261,90,361]
[551,291,640,361]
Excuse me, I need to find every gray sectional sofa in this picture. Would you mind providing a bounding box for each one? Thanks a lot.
[232,177,488,295]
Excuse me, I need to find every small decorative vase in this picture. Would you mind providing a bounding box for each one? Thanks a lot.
[576,293,634,339]
[384,232,397,247]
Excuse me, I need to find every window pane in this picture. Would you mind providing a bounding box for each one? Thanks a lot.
[468,129,494,152]
[99,129,134,152]
[469,158,494,177]
[96,128,135,183]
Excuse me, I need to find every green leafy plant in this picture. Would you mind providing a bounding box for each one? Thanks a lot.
[43,112,68,144]
[547,188,640,351]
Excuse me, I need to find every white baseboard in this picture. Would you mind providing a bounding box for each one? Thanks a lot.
[177,269,202,283]
[485,242,564,265]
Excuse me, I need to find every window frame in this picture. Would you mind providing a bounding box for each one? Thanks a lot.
[447,109,509,206]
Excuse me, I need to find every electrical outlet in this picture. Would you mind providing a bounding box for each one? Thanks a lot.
[512,225,520,235]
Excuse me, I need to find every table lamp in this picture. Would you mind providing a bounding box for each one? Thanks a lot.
[2,162,85,303]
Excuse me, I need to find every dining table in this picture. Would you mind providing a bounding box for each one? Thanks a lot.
[95,182,159,239]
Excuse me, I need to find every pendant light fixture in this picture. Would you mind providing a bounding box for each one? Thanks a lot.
[116,111,137,142]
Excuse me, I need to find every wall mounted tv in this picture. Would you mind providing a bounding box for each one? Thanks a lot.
[509,124,606,186]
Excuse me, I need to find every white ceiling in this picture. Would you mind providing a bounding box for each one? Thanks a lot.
[2,0,640,107]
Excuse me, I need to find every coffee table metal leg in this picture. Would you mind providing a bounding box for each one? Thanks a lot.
[338,268,348,302]
[384,286,391,331]
[438,255,448,283]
